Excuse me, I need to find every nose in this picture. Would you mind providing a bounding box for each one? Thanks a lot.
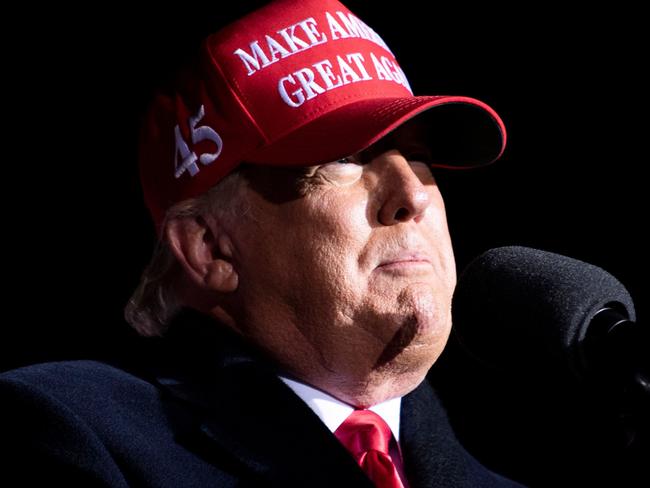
[373,150,432,226]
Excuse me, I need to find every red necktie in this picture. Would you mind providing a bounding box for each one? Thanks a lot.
[334,410,406,488]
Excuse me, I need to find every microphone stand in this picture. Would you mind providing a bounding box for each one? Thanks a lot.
[580,306,649,464]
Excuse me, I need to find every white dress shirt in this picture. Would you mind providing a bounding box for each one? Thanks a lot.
[279,376,402,439]
[280,376,409,486]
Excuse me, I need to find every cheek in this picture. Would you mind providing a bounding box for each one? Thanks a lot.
[229,202,300,297]
[300,190,371,288]
[423,189,456,280]
[276,191,373,332]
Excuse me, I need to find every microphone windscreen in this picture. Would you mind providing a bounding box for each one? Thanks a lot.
[452,246,635,379]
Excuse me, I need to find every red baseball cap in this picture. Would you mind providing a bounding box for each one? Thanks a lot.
[139,0,506,229]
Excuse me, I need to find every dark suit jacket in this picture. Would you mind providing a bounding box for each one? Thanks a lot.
[1,313,523,487]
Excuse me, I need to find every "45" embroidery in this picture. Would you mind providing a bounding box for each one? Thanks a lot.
[174,105,223,179]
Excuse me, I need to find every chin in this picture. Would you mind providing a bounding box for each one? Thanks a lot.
[373,302,451,373]
[355,361,435,407]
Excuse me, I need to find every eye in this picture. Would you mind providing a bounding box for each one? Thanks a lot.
[315,156,364,185]
[335,156,358,165]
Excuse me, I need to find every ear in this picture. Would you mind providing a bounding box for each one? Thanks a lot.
[165,215,239,293]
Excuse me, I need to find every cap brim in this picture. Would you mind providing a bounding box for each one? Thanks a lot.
[246,95,506,168]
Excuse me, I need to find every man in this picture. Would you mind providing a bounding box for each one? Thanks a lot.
[1,0,521,486]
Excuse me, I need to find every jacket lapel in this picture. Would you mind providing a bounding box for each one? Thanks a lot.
[196,364,372,487]
[153,312,373,487]
[401,379,513,488]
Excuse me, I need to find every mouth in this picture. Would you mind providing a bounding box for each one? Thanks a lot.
[376,253,433,273]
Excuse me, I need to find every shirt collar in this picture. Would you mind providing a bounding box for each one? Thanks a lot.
[280,376,402,441]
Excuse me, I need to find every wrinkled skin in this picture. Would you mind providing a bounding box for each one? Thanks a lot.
[218,124,457,407]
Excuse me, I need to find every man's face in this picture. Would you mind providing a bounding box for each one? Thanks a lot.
[225,124,456,406]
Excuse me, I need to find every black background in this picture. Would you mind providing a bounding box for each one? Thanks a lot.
[4,1,646,485]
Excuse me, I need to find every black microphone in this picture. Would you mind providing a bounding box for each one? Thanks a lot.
[442,246,648,484]
[452,246,647,389]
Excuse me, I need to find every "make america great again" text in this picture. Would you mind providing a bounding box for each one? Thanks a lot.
[233,10,412,108]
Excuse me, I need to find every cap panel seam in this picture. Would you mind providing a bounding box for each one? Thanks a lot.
[204,40,271,144]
